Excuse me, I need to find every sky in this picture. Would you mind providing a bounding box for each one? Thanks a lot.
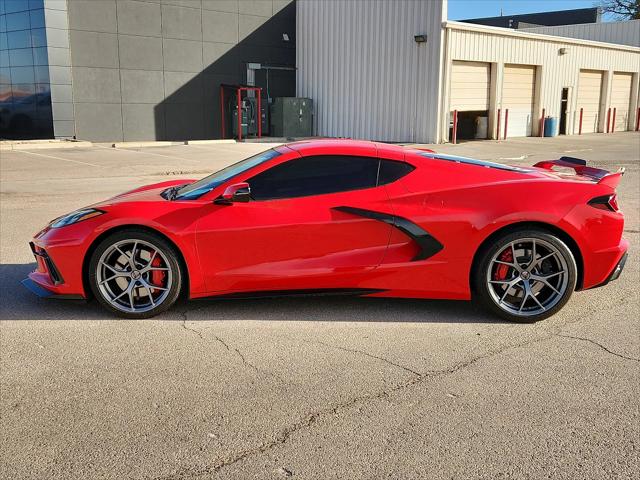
[448,0,613,21]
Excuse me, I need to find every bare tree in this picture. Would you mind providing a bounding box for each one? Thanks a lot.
[597,0,640,20]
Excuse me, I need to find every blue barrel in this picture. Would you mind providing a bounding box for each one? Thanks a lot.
[544,117,558,137]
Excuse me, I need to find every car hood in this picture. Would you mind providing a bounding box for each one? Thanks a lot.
[95,179,196,207]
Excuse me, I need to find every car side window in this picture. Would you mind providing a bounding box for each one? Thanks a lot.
[249,155,380,201]
[378,160,415,185]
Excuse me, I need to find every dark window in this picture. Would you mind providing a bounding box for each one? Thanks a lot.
[249,155,380,201]
[175,149,282,200]
[378,160,415,185]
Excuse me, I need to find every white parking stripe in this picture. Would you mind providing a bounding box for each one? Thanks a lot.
[93,144,195,162]
[17,150,101,167]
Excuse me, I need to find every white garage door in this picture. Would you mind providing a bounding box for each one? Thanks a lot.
[502,64,536,137]
[611,72,633,132]
[450,61,491,111]
[576,70,604,134]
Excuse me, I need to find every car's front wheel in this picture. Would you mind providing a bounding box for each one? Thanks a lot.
[88,229,183,318]
[474,229,577,322]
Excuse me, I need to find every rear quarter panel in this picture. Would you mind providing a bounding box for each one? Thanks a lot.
[380,156,620,297]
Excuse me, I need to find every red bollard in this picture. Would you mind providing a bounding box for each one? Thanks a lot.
[257,94,262,138]
[237,88,242,141]
[636,107,640,131]
[611,107,616,133]
[606,107,611,133]
[452,110,458,144]
[539,108,545,137]
[496,108,501,140]
[504,109,509,140]
[578,108,583,135]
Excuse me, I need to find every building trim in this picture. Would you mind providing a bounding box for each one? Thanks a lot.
[444,21,640,53]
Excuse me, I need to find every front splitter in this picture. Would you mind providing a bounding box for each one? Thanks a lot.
[21,278,86,301]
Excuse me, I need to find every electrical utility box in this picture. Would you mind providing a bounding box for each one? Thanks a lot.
[230,97,266,137]
[270,97,313,137]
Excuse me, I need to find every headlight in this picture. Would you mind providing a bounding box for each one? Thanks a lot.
[50,208,105,228]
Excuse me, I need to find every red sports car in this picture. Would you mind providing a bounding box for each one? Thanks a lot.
[23,139,627,322]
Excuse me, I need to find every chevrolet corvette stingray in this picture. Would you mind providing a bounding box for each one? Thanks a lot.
[23,139,627,322]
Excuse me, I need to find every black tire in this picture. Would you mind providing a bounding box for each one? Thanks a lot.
[88,229,183,319]
[473,229,577,323]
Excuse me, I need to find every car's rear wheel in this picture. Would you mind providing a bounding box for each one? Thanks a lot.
[474,229,577,323]
[88,229,183,318]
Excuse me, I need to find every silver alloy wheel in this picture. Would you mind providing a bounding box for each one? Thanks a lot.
[486,237,569,317]
[96,239,173,314]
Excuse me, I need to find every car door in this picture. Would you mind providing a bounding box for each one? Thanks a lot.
[195,154,395,294]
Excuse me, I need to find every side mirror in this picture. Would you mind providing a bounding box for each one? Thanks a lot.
[214,182,251,205]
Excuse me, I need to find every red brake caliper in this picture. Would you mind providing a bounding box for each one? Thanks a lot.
[150,256,166,294]
[494,248,513,281]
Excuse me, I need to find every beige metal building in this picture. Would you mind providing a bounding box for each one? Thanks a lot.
[296,0,640,144]
[442,21,640,142]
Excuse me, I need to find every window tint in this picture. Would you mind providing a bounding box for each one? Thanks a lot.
[378,160,415,185]
[249,155,379,201]
[175,149,281,200]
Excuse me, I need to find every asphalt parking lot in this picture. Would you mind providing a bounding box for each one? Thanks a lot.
[1,133,639,479]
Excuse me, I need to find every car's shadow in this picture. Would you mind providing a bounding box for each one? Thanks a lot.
[0,263,504,324]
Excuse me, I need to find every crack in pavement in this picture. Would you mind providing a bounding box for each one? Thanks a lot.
[554,333,639,362]
[176,309,287,385]
[232,345,289,385]
[150,333,555,480]
[299,338,421,376]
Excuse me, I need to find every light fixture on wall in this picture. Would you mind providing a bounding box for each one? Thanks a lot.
[282,33,290,42]
[414,34,427,43]
[559,47,569,55]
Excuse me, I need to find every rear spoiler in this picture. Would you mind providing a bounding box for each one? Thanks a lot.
[533,156,625,189]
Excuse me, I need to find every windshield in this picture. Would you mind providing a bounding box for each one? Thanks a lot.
[174,149,282,200]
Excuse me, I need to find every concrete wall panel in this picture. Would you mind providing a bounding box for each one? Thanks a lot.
[164,71,202,103]
[74,103,123,141]
[164,103,205,138]
[69,31,119,68]
[161,4,202,41]
[122,103,163,140]
[72,67,122,103]
[117,0,162,37]
[202,0,238,13]
[118,35,163,70]
[239,0,272,17]
[202,10,239,43]
[162,38,203,72]
[120,70,165,104]
[68,0,117,33]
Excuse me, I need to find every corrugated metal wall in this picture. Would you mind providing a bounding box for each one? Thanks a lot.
[296,0,446,143]
[522,20,640,48]
[443,22,640,139]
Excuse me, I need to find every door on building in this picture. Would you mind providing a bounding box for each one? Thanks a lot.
[575,70,604,134]
[502,64,537,137]
[559,88,569,135]
[610,72,634,132]
[450,61,491,141]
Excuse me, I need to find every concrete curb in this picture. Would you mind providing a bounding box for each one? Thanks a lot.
[0,140,93,151]
[110,141,186,148]
[186,139,237,145]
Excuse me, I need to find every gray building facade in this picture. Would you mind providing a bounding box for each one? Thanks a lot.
[1,0,296,141]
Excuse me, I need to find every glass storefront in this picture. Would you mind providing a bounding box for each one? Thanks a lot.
[0,0,54,139]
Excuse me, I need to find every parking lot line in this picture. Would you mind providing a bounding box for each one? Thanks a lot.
[16,150,101,167]
[93,144,197,163]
